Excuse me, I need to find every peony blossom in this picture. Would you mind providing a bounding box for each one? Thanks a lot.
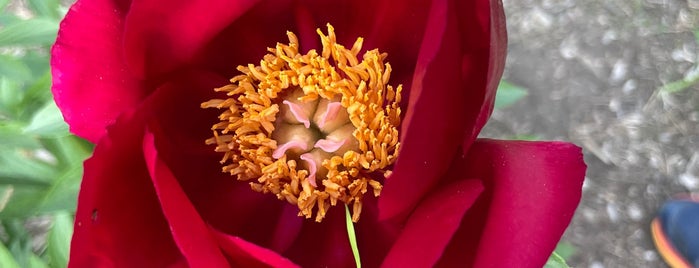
[51,0,586,267]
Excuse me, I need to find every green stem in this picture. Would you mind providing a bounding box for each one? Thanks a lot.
[345,205,361,268]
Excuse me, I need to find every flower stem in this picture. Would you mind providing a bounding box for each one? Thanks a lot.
[345,204,361,268]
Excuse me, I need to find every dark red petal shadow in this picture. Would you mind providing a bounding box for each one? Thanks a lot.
[463,0,507,144]
[198,0,429,86]
[69,111,184,267]
[122,0,259,78]
[380,0,504,221]
[212,230,299,267]
[142,131,230,267]
[143,71,306,254]
[381,179,483,267]
[145,130,301,267]
[52,0,145,143]
[437,139,586,267]
[280,208,355,268]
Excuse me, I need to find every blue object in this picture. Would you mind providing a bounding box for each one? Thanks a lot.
[652,199,699,267]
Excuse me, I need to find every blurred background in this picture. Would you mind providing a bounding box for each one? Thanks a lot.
[486,0,699,267]
[1,0,698,267]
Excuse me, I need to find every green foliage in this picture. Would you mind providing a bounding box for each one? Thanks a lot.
[0,1,86,266]
[0,240,21,268]
[0,18,58,47]
[544,243,576,268]
[656,29,699,94]
[544,251,571,268]
[494,80,528,109]
[658,66,699,94]
[47,212,73,268]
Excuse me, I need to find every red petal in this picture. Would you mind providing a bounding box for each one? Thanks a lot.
[281,208,355,267]
[143,71,304,252]
[142,131,230,267]
[213,230,300,268]
[437,139,586,267]
[52,0,145,143]
[466,0,507,144]
[381,179,483,267]
[122,0,259,77]
[200,0,430,83]
[69,110,183,267]
[380,0,505,221]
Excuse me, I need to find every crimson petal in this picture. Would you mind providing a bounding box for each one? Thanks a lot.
[52,0,145,143]
[142,71,304,251]
[123,0,259,78]
[213,230,300,268]
[142,131,229,267]
[438,139,586,267]
[462,0,507,144]
[380,0,505,221]
[381,179,483,267]
[69,110,183,267]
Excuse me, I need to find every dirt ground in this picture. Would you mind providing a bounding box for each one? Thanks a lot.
[481,0,699,267]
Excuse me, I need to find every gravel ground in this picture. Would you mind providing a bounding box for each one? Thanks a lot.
[482,0,699,267]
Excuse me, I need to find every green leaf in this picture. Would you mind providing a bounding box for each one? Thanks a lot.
[0,18,58,47]
[659,66,699,94]
[0,242,21,268]
[23,101,69,138]
[554,242,576,261]
[544,251,571,268]
[510,134,540,141]
[47,212,72,268]
[0,149,55,186]
[0,54,32,82]
[0,78,23,116]
[28,253,49,268]
[494,80,529,109]
[17,71,53,122]
[21,50,51,76]
[0,13,21,26]
[27,0,61,20]
[0,123,42,149]
[345,205,361,268]
[2,219,31,268]
[0,0,9,12]
[34,164,83,213]
[41,135,92,168]
[0,164,83,218]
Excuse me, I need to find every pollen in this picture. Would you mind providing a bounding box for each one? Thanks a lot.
[201,24,402,222]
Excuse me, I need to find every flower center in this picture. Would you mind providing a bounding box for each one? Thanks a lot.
[201,24,402,222]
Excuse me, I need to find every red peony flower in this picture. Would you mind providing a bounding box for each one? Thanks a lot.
[51,0,586,267]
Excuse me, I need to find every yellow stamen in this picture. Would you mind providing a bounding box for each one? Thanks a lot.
[201,24,402,222]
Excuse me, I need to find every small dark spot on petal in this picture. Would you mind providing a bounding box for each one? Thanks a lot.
[91,209,98,223]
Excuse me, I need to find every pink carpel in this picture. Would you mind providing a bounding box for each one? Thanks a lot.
[283,100,311,128]
[272,140,308,159]
[316,102,342,129]
[300,153,318,187]
[314,138,346,153]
